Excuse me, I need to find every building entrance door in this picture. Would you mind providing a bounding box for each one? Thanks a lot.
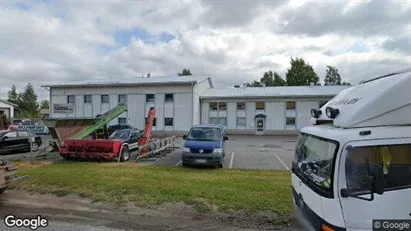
[255,118,264,135]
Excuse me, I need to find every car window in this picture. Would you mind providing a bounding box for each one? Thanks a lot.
[19,131,31,137]
[6,132,17,138]
[346,144,411,193]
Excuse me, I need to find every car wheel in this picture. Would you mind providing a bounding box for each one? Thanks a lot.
[31,142,39,152]
[218,163,223,168]
[120,146,130,162]
[182,162,188,167]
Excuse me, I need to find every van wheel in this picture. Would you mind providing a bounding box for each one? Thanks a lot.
[120,146,130,162]
[218,163,223,168]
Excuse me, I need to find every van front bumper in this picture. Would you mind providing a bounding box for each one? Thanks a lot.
[293,199,316,231]
[182,152,223,166]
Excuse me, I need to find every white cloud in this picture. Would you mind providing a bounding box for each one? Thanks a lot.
[0,0,410,102]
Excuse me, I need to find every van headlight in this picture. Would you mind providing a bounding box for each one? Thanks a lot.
[182,147,190,152]
[213,148,223,154]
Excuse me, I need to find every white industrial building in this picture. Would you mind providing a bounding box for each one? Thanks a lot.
[0,99,18,121]
[43,76,349,135]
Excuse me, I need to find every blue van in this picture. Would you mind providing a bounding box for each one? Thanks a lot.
[181,124,228,168]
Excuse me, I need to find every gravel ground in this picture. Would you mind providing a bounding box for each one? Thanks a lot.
[0,190,302,231]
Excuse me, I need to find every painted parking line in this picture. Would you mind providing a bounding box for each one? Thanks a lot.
[175,160,182,167]
[229,152,235,169]
[274,153,290,171]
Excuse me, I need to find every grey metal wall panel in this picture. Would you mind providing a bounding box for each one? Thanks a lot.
[296,101,318,130]
[227,102,236,129]
[155,93,164,130]
[245,102,255,129]
[75,96,83,117]
[92,95,100,116]
[174,93,193,131]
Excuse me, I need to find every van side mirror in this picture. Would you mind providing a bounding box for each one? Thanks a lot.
[341,161,384,201]
[223,136,228,141]
[182,135,187,140]
[369,164,384,195]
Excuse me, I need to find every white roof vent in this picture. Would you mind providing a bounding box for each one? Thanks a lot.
[310,82,315,86]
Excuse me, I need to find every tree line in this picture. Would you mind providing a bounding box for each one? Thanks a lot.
[234,57,351,87]
[7,83,49,118]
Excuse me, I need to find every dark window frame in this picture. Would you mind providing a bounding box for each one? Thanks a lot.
[146,94,155,103]
[209,102,218,111]
[84,95,92,104]
[286,101,296,110]
[218,102,227,111]
[237,102,246,110]
[164,118,173,126]
[165,94,173,102]
[101,95,110,103]
[118,94,127,103]
[67,95,75,104]
[256,102,265,110]
[286,117,296,126]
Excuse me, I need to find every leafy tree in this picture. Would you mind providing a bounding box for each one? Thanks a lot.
[7,84,21,106]
[234,84,240,88]
[285,57,319,86]
[324,65,342,85]
[247,80,262,87]
[19,83,40,118]
[40,100,50,109]
[177,69,192,76]
[260,71,287,86]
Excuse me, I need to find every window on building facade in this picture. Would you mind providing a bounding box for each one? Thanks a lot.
[145,117,157,126]
[286,117,296,126]
[237,102,246,110]
[256,102,265,110]
[218,102,227,110]
[67,95,75,104]
[209,117,218,124]
[146,94,155,102]
[101,95,109,103]
[237,117,246,126]
[219,118,227,126]
[286,102,296,110]
[210,102,218,110]
[165,94,173,102]
[164,118,173,126]
[118,118,127,125]
[119,94,127,103]
[84,95,92,104]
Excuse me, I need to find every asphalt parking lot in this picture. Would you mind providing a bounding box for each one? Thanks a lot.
[1,135,297,170]
[155,135,297,170]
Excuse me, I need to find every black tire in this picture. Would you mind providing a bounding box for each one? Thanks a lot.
[182,162,188,167]
[218,163,223,168]
[120,146,130,162]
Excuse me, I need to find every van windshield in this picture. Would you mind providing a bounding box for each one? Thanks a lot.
[293,133,339,191]
[187,127,221,141]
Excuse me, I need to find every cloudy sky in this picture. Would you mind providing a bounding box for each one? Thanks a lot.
[0,0,410,101]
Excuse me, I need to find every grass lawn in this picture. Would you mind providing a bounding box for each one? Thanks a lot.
[12,161,292,215]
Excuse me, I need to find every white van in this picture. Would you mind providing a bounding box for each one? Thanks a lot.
[291,68,411,231]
